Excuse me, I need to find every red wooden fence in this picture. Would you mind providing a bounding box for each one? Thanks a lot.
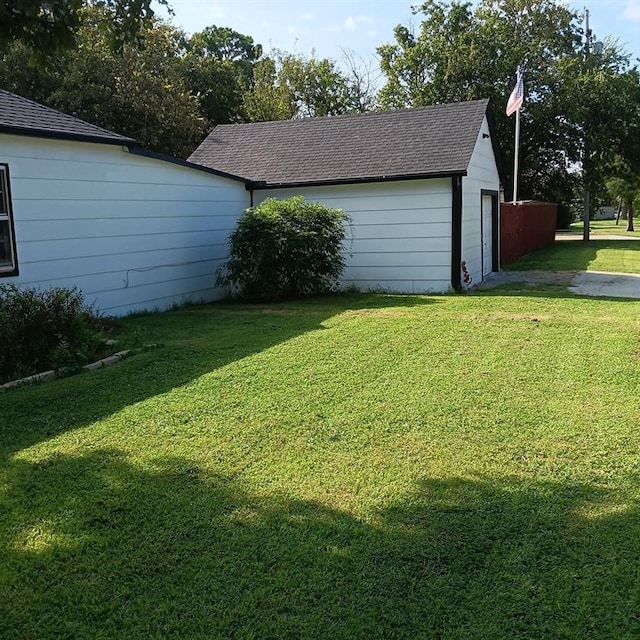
[500,201,557,267]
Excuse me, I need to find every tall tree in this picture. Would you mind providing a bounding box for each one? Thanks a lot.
[181,25,262,125]
[0,11,206,157]
[0,0,170,55]
[377,0,638,208]
[244,50,365,121]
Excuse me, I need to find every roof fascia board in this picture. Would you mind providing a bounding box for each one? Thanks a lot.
[0,124,137,147]
[484,101,506,184]
[127,147,250,185]
[247,170,467,191]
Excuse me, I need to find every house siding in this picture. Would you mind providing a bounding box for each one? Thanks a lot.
[461,115,501,286]
[254,179,453,294]
[1,134,248,315]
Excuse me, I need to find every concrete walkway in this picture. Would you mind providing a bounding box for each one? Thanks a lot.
[569,271,640,299]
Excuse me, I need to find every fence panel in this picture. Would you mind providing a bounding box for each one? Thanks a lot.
[500,202,557,267]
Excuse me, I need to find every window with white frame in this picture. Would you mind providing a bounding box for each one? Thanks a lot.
[0,163,18,276]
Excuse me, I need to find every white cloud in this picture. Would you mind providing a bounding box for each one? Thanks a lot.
[298,11,315,21]
[623,0,640,20]
[336,16,375,32]
[207,4,227,21]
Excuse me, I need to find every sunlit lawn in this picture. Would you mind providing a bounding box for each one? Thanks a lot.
[505,238,640,273]
[569,219,640,238]
[2,288,639,639]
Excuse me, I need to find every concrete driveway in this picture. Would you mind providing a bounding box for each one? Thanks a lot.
[477,270,640,299]
[569,271,640,299]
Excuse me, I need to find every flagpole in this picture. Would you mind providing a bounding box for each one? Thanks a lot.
[513,107,520,204]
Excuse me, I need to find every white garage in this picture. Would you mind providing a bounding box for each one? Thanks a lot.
[189,99,503,293]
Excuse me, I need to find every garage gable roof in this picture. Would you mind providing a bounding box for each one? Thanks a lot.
[189,99,493,188]
[0,89,137,146]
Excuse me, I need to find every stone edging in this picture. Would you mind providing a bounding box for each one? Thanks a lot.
[1,345,156,391]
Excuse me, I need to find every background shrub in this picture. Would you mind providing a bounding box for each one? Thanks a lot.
[217,197,350,300]
[0,285,107,383]
[556,203,575,229]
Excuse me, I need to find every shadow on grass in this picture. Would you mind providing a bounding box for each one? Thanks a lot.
[0,293,439,456]
[504,239,640,272]
[2,449,639,639]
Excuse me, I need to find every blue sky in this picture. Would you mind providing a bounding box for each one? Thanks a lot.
[157,0,640,69]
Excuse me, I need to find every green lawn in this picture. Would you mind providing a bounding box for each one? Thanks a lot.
[569,219,640,238]
[2,290,640,639]
[505,239,640,273]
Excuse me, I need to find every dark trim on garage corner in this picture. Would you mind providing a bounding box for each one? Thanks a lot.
[451,175,463,290]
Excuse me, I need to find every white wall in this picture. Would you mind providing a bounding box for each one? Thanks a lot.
[461,115,501,286]
[1,134,248,315]
[254,179,453,294]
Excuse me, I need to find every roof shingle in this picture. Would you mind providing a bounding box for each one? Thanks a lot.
[0,89,137,145]
[189,99,491,187]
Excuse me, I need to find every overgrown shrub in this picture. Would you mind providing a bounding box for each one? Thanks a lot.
[217,197,350,300]
[0,285,107,383]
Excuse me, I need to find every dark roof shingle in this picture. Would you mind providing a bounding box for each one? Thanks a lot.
[0,89,137,145]
[189,99,491,187]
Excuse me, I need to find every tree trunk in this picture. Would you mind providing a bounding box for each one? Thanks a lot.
[626,200,634,232]
[615,200,622,225]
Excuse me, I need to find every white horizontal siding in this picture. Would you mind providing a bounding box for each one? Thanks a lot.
[461,115,501,286]
[1,134,248,315]
[255,179,452,294]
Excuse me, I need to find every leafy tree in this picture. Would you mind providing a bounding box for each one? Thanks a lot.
[243,56,295,121]
[244,50,364,121]
[377,0,638,207]
[0,0,170,55]
[181,25,262,125]
[0,10,205,157]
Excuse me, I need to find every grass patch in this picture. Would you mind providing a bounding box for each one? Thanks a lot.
[2,291,640,639]
[505,239,640,273]
[569,219,640,238]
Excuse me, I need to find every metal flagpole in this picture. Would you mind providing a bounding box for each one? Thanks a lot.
[506,65,524,203]
[513,105,520,204]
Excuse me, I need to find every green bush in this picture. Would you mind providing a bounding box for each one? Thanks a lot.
[556,203,574,229]
[217,196,350,300]
[0,285,107,384]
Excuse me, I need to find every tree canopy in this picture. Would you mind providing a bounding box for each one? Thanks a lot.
[0,0,170,55]
[378,0,640,208]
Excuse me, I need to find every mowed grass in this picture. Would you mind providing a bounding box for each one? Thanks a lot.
[1,289,640,639]
[506,238,640,273]
[570,219,640,238]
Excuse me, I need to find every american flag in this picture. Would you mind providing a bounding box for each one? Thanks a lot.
[506,68,524,116]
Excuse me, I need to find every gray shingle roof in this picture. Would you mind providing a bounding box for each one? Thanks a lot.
[0,89,137,145]
[189,99,491,187]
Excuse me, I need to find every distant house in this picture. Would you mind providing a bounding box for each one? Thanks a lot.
[1,91,503,315]
[189,99,503,292]
[0,89,248,315]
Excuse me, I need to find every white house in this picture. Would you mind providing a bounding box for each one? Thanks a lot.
[1,92,503,315]
[0,89,250,315]
[189,99,503,293]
